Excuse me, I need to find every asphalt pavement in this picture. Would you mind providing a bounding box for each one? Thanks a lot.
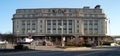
[1,44,120,56]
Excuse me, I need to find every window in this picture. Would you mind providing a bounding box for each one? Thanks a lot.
[17,25,19,28]
[47,30,50,33]
[94,14,98,17]
[47,20,51,23]
[77,25,79,28]
[84,28,87,30]
[63,25,67,28]
[14,15,23,18]
[47,25,51,28]
[32,27,35,30]
[52,20,56,25]
[89,28,92,30]
[48,9,51,12]
[84,25,87,28]
[47,23,51,25]
[89,20,93,25]
[77,20,79,23]
[63,20,67,25]
[32,20,36,25]
[69,25,72,28]
[63,20,67,23]
[40,20,42,23]
[69,30,72,33]
[98,14,104,17]
[22,29,25,34]
[22,20,25,25]
[40,30,42,32]
[58,30,61,33]
[69,9,76,12]
[77,30,79,33]
[53,30,56,33]
[40,25,42,28]
[94,28,98,30]
[94,25,98,28]
[94,20,98,25]
[53,25,56,28]
[27,25,30,28]
[94,30,98,34]
[47,28,50,30]
[22,25,25,28]
[63,30,67,33]
[27,20,30,25]
[58,20,61,25]
[52,20,56,23]
[84,20,87,23]
[89,25,93,28]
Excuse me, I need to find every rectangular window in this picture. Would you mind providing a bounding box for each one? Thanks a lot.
[47,30,50,33]
[47,25,51,28]
[47,20,51,23]
[27,20,30,25]
[63,30,67,33]
[32,27,35,30]
[77,20,79,23]
[58,30,61,33]
[40,30,42,33]
[84,25,87,28]
[58,20,61,23]
[53,30,56,33]
[32,20,36,25]
[69,20,72,23]
[53,25,56,28]
[89,25,93,28]
[52,20,56,23]
[77,25,79,28]
[89,20,93,25]
[22,29,25,34]
[47,23,51,25]
[27,25,30,28]
[63,25,67,28]
[69,25,72,28]
[77,30,79,33]
[69,30,72,33]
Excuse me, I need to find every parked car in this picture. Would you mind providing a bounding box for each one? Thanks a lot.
[0,40,8,44]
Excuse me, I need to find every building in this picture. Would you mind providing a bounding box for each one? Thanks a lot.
[12,5,109,45]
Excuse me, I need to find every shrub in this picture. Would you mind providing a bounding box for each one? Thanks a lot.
[66,42,76,46]
[14,45,23,50]
[81,43,92,47]
[23,46,29,50]
[14,44,29,50]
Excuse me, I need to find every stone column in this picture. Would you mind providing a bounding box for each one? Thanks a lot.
[74,35,79,45]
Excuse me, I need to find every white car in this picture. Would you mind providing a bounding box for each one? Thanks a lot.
[0,40,8,44]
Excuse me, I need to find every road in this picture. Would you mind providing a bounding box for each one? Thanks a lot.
[0,46,120,56]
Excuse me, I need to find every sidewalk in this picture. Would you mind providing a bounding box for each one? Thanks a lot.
[3,43,92,51]
[30,46,92,51]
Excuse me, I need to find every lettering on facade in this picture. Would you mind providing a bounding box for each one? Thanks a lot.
[52,9,65,14]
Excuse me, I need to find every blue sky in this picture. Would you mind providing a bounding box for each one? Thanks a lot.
[0,0,120,35]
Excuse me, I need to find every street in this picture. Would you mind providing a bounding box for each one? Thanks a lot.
[0,46,120,56]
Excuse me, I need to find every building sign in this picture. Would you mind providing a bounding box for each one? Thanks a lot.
[52,9,65,14]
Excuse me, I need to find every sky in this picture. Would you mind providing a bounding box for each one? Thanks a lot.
[0,0,120,35]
